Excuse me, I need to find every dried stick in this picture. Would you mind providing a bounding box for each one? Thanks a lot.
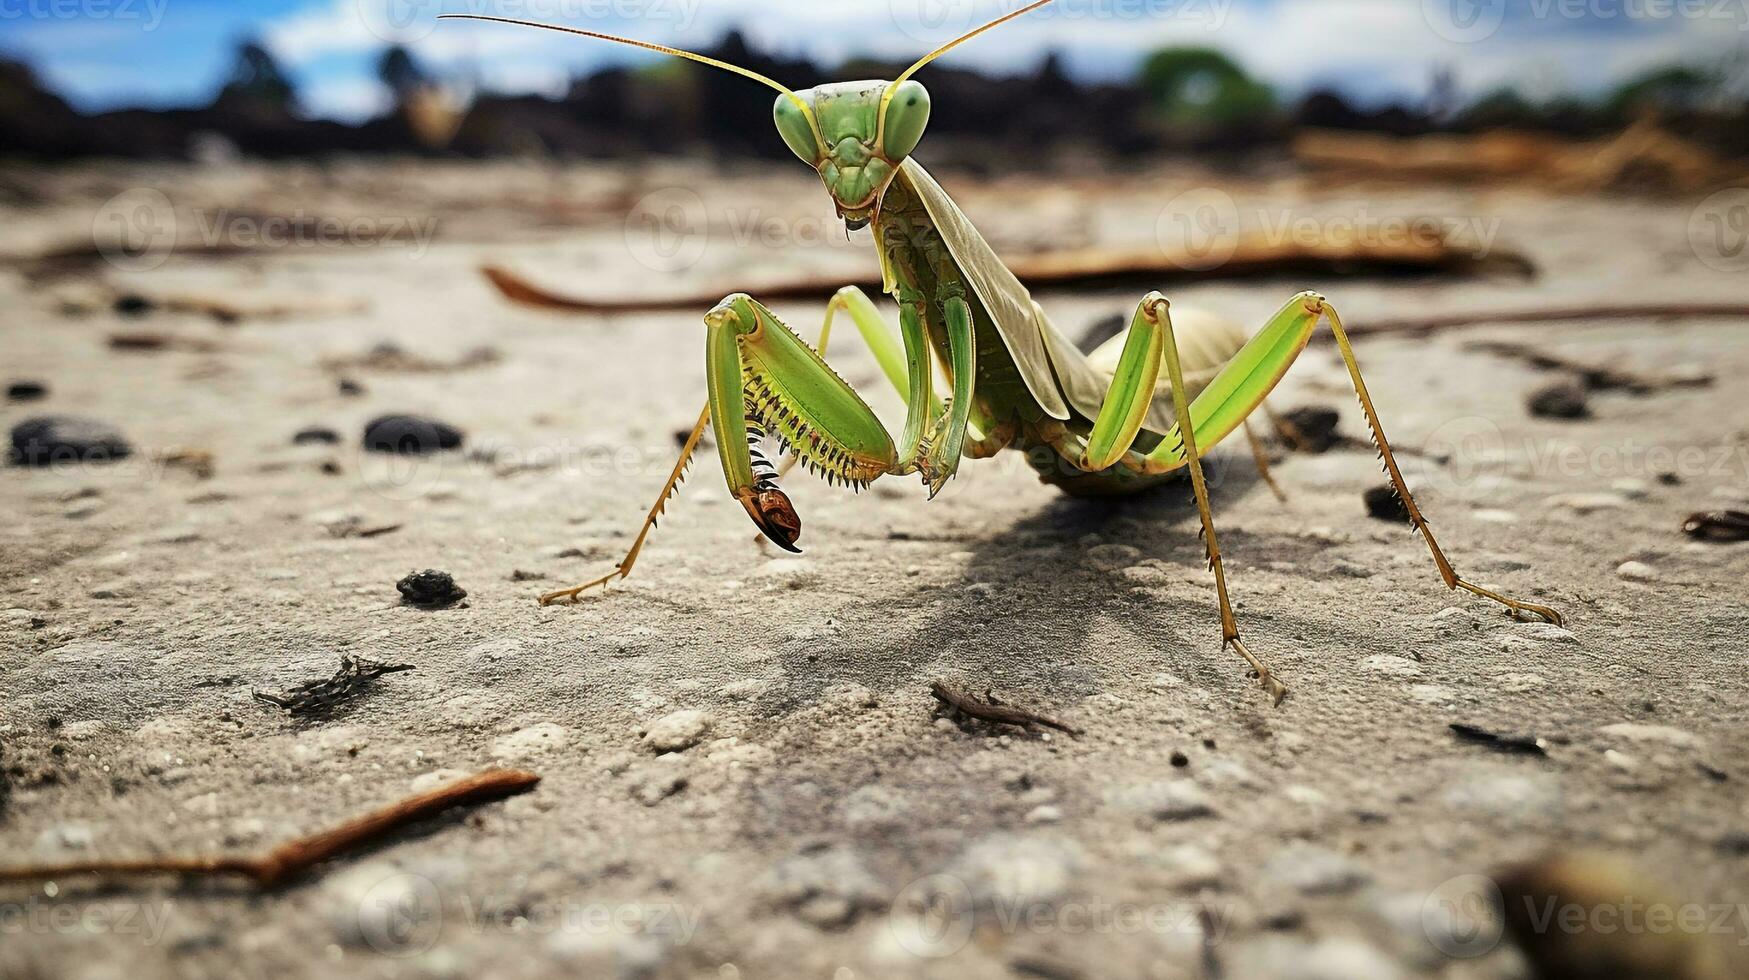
[0,769,540,889]
[479,229,1531,315]
[1344,303,1749,338]
[930,682,1081,737]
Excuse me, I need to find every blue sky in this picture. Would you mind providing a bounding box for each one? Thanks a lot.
[1,0,1740,121]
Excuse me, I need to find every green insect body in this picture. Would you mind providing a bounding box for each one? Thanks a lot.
[444,1,1565,703]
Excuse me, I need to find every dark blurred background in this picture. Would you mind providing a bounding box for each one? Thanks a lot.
[2,1,1746,187]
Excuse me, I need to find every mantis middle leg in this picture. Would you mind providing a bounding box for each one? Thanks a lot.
[1071,292,1289,702]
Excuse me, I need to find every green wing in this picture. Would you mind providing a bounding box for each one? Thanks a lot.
[899,159,1253,437]
[897,159,1071,421]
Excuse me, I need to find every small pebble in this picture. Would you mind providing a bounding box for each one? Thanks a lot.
[1526,381,1590,419]
[1610,477,1650,500]
[762,846,882,926]
[629,770,688,806]
[1264,844,1371,896]
[396,569,467,607]
[1113,780,1214,821]
[293,426,341,446]
[9,416,133,466]
[113,294,155,317]
[362,414,463,454]
[642,709,714,753]
[1614,560,1659,582]
[1598,722,1701,748]
[1549,492,1626,514]
[1279,405,1342,452]
[1360,654,1422,678]
[1362,485,1408,522]
[6,381,48,402]
[491,723,569,760]
[1154,844,1223,890]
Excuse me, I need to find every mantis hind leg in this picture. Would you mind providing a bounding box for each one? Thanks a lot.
[1316,298,1562,625]
[1154,295,1290,704]
[1136,291,1562,626]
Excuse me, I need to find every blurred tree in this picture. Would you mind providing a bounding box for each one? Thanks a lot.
[1138,47,1272,126]
[214,39,299,119]
[378,45,431,99]
[1608,65,1717,115]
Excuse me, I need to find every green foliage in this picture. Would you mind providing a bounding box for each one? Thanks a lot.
[1608,65,1718,114]
[1138,47,1273,126]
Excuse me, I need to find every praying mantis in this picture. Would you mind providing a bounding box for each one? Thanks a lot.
[443,1,1563,703]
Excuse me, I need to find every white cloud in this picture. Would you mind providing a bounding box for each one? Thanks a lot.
[257,0,1746,119]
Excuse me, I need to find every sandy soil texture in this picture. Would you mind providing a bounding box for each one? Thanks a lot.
[2,160,1747,979]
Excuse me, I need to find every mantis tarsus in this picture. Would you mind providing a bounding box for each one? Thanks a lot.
[443,1,1564,704]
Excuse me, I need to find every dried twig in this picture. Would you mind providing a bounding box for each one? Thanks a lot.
[253,655,415,717]
[0,769,540,888]
[479,228,1530,314]
[1345,303,1749,338]
[1449,723,1548,757]
[930,682,1081,737]
[1466,339,1714,393]
[1684,510,1749,543]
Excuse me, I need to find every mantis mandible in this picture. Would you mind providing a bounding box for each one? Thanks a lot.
[443,1,1563,703]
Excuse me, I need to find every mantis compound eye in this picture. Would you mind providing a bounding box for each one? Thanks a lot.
[744,486,803,553]
[773,94,821,165]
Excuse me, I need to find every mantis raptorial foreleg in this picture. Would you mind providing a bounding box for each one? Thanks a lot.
[918,294,976,496]
[540,293,900,602]
[779,285,942,480]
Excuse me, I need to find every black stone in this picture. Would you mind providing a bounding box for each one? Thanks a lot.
[293,426,341,446]
[1527,381,1590,420]
[1279,406,1342,453]
[362,415,463,455]
[1362,484,1409,522]
[113,293,155,317]
[9,416,133,466]
[396,569,467,608]
[6,381,47,402]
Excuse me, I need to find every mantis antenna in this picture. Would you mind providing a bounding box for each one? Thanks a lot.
[877,0,1058,147]
[436,14,826,148]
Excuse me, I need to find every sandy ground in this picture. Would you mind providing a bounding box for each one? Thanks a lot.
[2,159,1747,980]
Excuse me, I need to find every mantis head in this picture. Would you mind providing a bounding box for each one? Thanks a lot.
[773,80,928,231]
[440,0,1052,231]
